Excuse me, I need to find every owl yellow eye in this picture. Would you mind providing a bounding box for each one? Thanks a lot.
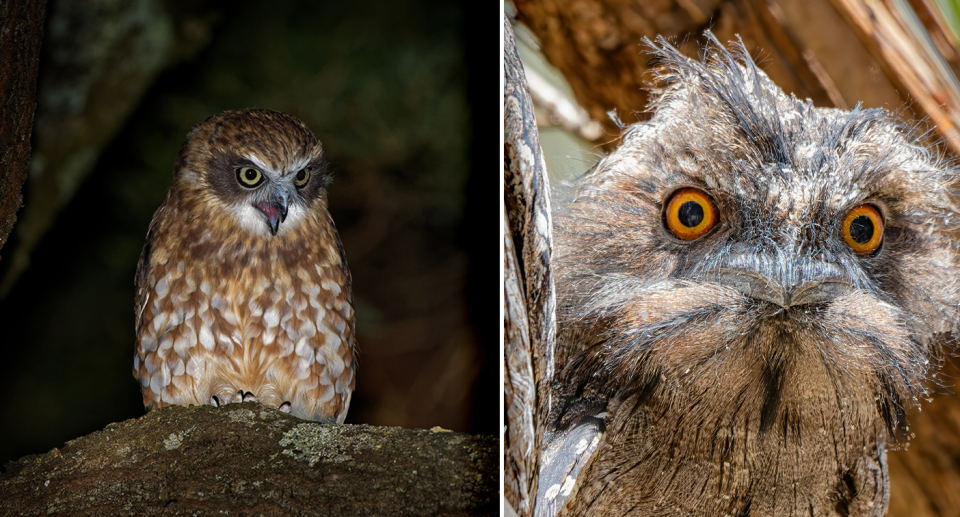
[237,167,264,187]
[294,169,310,188]
[842,204,883,254]
[665,188,719,241]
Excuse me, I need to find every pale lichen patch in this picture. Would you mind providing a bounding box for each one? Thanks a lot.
[258,409,280,421]
[163,426,196,450]
[278,423,355,467]
[227,408,258,425]
[164,433,182,450]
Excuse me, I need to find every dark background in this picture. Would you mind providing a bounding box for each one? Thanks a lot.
[0,0,493,468]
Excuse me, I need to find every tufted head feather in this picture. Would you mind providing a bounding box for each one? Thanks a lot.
[170,109,331,238]
[554,33,960,439]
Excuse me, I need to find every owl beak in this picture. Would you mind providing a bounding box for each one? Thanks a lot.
[254,189,290,236]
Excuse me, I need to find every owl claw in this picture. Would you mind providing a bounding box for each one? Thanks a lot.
[279,402,292,413]
[210,395,222,408]
[242,391,258,402]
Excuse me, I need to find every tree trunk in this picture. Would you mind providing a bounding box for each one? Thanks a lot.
[0,0,46,258]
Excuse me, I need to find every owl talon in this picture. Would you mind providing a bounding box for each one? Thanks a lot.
[242,391,258,402]
[279,402,292,413]
[210,395,222,408]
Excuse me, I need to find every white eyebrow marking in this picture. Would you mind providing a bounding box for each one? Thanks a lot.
[244,154,313,178]
[287,156,312,174]
[243,153,273,174]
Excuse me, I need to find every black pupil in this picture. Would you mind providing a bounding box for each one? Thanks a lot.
[244,169,258,181]
[678,201,704,228]
[297,170,307,182]
[849,215,874,244]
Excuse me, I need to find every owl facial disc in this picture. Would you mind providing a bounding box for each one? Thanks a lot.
[254,185,291,235]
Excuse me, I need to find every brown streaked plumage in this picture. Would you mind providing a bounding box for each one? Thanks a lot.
[133,109,356,423]
[529,34,960,516]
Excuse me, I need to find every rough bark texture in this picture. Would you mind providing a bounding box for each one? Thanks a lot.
[0,0,46,257]
[0,402,497,516]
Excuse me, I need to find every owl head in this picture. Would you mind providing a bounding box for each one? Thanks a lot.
[554,34,960,438]
[169,109,331,238]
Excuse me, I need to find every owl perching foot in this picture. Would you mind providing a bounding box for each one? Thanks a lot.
[208,392,293,415]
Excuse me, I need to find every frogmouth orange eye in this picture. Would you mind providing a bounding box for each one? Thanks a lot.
[842,204,883,254]
[665,188,719,240]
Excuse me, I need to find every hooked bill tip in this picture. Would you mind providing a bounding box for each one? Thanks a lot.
[255,202,283,235]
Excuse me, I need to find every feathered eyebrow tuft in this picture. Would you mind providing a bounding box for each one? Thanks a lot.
[638,32,931,199]
[243,153,274,174]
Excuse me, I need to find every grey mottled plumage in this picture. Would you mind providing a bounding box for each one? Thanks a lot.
[538,35,960,516]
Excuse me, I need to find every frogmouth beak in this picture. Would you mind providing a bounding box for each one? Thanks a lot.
[716,255,852,308]
[254,188,290,236]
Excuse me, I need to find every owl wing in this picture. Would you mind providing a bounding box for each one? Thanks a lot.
[503,14,560,517]
[330,214,357,423]
[135,204,164,332]
[535,416,604,517]
[533,374,609,517]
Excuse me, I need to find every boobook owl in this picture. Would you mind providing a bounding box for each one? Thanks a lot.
[539,36,960,516]
[133,109,356,423]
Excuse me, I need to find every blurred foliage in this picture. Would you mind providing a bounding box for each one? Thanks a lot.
[935,0,960,40]
[0,0,489,468]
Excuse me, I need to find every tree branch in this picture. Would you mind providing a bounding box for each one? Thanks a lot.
[0,402,497,516]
